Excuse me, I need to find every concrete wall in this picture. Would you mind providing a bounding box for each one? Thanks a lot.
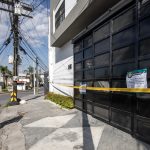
[65,0,77,17]
[52,0,77,34]
[50,0,120,47]
[49,40,74,96]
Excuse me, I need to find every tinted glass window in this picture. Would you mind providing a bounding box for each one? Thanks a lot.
[74,42,82,53]
[112,93,133,112]
[140,17,150,38]
[86,81,93,87]
[84,70,94,79]
[84,47,93,59]
[95,53,109,67]
[74,89,82,99]
[95,67,109,78]
[111,109,131,130]
[84,59,94,69]
[140,0,150,18]
[139,60,150,77]
[94,106,109,121]
[84,36,92,48]
[113,8,135,33]
[55,1,65,29]
[94,81,110,88]
[75,63,82,71]
[113,46,134,64]
[112,80,126,88]
[93,92,110,106]
[140,38,150,56]
[75,71,82,80]
[94,38,110,54]
[113,63,136,77]
[75,52,82,62]
[112,27,135,50]
[94,23,110,42]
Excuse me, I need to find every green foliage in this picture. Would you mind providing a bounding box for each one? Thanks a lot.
[45,92,74,109]
[0,66,12,76]
[2,88,8,92]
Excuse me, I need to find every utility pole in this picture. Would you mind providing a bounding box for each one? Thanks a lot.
[33,61,36,95]
[36,57,39,94]
[12,3,19,103]
[0,0,33,104]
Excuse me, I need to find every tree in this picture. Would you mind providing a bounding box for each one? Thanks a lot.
[28,66,34,74]
[0,66,12,89]
[24,66,34,88]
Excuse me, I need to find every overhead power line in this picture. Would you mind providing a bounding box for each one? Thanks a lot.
[20,35,48,70]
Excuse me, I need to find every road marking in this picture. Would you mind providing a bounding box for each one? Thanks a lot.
[29,127,104,150]
[24,114,76,128]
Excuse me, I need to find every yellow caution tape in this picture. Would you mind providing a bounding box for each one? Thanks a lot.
[53,83,150,93]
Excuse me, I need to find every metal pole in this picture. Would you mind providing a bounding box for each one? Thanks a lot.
[33,61,36,95]
[36,57,39,94]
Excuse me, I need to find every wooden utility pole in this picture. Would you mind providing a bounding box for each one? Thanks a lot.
[0,0,33,103]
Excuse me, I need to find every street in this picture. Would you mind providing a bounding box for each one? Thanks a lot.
[0,87,44,106]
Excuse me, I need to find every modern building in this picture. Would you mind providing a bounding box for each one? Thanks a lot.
[49,0,150,143]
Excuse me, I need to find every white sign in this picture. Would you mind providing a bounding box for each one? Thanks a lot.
[126,69,147,88]
[14,3,22,15]
[13,76,19,81]
[8,55,13,64]
[79,83,86,94]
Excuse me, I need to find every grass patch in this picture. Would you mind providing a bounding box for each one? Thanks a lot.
[45,92,74,109]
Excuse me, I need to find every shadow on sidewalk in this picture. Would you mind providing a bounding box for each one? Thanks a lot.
[82,112,95,150]
[0,116,23,129]
[73,112,95,150]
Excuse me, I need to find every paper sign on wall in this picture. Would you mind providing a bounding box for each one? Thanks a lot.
[79,83,86,94]
[126,68,147,88]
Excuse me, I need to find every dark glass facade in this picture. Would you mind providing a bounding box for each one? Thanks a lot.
[73,0,150,144]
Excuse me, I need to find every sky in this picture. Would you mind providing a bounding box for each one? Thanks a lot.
[0,0,50,73]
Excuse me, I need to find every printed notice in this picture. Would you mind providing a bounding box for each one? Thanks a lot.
[126,69,147,88]
[79,83,86,94]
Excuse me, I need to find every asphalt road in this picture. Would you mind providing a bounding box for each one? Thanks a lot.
[0,88,44,106]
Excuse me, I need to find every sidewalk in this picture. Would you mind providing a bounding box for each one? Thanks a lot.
[0,95,150,150]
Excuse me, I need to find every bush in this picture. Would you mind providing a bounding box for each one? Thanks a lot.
[2,88,8,92]
[45,92,74,109]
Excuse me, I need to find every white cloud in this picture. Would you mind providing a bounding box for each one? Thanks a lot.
[0,1,49,48]
[20,2,49,48]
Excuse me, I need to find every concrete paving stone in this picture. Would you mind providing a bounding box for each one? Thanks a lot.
[28,127,104,150]
[0,122,25,150]
[0,106,19,123]
[22,127,56,150]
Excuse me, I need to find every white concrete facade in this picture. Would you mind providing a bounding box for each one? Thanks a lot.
[49,13,74,96]
[49,41,74,96]
[49,0,78,96]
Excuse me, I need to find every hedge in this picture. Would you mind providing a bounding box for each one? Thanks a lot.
[45,92,74,109]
